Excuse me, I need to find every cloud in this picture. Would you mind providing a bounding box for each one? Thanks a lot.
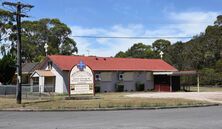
[71,11,220,57]
[168,11,219,36]
[71,25,151,57]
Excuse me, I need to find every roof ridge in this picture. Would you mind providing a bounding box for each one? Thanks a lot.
[48,55,163,60]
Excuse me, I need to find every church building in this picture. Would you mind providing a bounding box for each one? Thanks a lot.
[30,55,181,94]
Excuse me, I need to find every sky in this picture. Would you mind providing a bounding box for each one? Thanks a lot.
[1,0,222,57]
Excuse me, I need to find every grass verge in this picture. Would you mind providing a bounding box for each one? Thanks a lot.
[0,93,211,110]
[189,86,222,92]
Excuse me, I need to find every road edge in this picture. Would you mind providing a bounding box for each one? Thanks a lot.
[0,103,220,112]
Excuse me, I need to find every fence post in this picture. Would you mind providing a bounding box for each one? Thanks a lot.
[30,84,33,92]
[4,86,6,96]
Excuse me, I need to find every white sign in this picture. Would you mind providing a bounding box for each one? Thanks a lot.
[70,61,94,95]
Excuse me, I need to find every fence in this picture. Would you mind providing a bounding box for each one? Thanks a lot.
[0,84,55,96]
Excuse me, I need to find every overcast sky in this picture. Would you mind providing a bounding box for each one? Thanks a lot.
[1,0,222,57]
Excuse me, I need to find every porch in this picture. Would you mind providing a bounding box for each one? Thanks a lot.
[153,71,197,92]
[30,70,55,93]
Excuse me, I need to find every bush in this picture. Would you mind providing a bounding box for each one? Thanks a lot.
[200,68,222,85]
[0,54,16,84]
[115,84,124,92]
[95,86,100,93]
[135,82,145,91]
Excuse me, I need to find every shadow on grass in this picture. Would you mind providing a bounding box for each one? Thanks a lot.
[22,99,54,105]
[65,96,101,100]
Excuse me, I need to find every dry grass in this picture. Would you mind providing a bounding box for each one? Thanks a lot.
[189,86,222,92]
[0,92,208,110]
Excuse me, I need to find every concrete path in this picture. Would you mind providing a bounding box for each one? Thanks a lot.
[0,106,222,129]
[127,92,222,103]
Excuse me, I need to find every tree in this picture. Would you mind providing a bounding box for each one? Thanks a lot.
[164,41,186,70]
[18,18,78,62]
[115,43,155,58]
[0,54,16,84]
[0,9,15,56]
[60,38,78,55]
[152,39,171,53]
[215,59,222,73]
[214,15,222,26]
[0,14,78,62]
[200,68,222,85]
[115,51,126,58]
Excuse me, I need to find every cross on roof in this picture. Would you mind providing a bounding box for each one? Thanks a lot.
[77,60,86,71]
[160,51,164,59]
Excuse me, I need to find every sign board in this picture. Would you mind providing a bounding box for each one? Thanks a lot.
[69,61,94,95]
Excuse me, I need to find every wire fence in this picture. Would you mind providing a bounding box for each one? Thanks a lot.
[0,84,55,100]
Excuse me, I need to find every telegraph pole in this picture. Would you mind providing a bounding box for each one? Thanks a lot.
[2,1,34,104]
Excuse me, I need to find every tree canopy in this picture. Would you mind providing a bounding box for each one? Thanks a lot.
[0,9,15,56]
[0,10,78,62]
[0,54,16,84]
[18,18,78,62]
[115,40,171,59]
[152,39,171,53]
[115,43,155,58]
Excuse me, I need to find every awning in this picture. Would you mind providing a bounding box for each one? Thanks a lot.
[153,72,173,75]
[172,71,197,76]
[153,71,197,76]
[31,70,55,77]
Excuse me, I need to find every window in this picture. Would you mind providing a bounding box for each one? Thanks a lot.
[33,77,39,85]
[95,74,101,81]
[48,61,52,70]
[119,73,124,80]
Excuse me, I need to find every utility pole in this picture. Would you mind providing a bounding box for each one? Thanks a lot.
[2,1,34,104]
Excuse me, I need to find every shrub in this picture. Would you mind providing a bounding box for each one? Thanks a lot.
[95,86,100,93]
[115,84,124,92]
[135,82,145,91]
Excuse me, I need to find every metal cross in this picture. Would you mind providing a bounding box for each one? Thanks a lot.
[77,60,86,71]
[44,43,48,56]
[160,51,164,59]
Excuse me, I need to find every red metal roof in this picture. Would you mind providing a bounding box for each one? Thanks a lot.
[48,55,178,72]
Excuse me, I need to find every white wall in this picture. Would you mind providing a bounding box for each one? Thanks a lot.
[44,64,65,93]
[51,66,64,93]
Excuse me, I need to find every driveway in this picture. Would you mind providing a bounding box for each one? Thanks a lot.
[126,92,222,104]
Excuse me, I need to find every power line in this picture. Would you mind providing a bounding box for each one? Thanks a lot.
[71,35,193,39]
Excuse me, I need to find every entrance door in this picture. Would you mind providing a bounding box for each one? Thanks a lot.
[44,77,55,92]
[154,75,170,92]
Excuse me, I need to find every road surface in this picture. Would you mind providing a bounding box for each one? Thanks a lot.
[0,106,222,129]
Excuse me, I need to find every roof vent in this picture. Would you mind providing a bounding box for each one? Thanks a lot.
[104,58,106,61]
[95,57,99,60]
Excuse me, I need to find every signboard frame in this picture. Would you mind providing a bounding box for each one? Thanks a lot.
[68,61,95,96]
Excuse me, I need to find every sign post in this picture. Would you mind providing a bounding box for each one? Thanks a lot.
[69,61,94,96]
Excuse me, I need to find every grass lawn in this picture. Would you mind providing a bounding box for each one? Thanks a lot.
[189,86,222,92]
[0,92,210,110]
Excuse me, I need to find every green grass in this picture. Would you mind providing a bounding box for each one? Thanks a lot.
[0,93,209,110]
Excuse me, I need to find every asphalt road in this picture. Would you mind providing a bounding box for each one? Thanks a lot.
[0,106,222,129]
